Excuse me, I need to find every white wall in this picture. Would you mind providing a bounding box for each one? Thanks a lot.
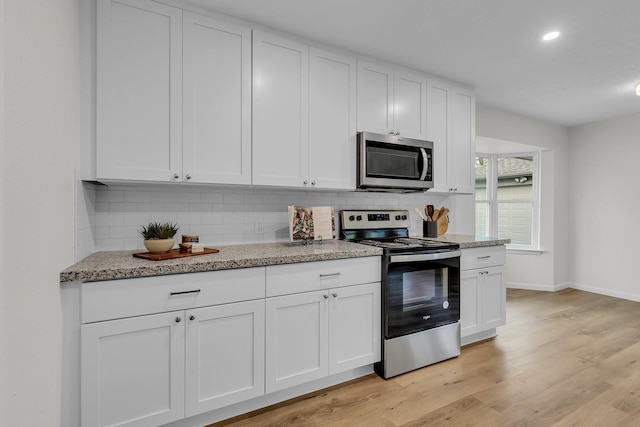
[476,105,571,289]
[569,112,640,300]
[1,1,80,425]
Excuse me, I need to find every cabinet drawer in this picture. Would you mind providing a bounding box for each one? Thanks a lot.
[266,257,381,297]
[461,246,506,271]
[82,267,265,323]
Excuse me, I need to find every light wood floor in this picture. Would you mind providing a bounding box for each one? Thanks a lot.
[211,289,640,426]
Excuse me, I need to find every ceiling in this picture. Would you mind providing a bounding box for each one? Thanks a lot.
[179,0,640,128]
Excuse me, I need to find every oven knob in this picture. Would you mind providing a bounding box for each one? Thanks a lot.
[402,215,407,220]
[348,215,355,221]
[356,215,362,221]
[395,215,401,220]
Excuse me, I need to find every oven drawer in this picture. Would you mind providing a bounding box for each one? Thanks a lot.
[460,246,506,271]
[266,257,381,297]
[81,267,266,323]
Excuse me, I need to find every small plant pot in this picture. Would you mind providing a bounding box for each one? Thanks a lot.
[143,238,175,254]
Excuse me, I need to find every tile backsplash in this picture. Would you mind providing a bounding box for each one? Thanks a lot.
[76,181,461,260]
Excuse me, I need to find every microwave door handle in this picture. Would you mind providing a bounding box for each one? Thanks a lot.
[419,148,428,181]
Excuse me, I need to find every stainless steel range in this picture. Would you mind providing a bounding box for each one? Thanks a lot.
[340,209,461,378]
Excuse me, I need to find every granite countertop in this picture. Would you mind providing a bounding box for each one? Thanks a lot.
[426,234,510,248]
[60,241,383,283]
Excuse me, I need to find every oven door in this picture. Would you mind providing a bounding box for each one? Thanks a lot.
[383,251,460,339]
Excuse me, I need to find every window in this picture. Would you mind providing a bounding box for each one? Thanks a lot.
[475,152,540,250]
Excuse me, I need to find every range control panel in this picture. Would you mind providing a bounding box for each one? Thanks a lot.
[340,210,411,230]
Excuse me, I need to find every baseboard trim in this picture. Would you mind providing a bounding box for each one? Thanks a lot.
[506,282,571,292]
[507,281,640,303]
[570,283,640,303]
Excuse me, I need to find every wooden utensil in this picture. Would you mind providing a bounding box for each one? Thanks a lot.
[425,205,434,221]
[431,209,440,221]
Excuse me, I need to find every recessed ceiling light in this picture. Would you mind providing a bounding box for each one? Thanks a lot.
[542,31,560,41]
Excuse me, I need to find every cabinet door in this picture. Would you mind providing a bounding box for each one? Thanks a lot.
[81,311,185,427]
[252,31,309,187]
[460,269,482,337]
[308,47,357,190]
[426,78,451,193]
[449,86,475,194]
[481,266,506,329]
[329,283,381,374]
[394,68,427,139]
[357,59,394,134]
[96,0,182,182]
[185,300,265,415]
[182,12,251,185]
[265,291,328,393]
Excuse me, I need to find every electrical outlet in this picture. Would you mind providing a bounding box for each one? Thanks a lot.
[254,220,264,234]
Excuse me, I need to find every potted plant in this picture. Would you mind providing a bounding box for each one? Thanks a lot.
[139,222,179,253]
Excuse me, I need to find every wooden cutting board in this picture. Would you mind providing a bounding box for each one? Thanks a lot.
[133,247,219,261]
[437,216,448,235]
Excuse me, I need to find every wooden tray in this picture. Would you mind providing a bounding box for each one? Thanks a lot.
[133,247,219,261]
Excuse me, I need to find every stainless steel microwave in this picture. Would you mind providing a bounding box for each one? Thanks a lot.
[357,131,433,192]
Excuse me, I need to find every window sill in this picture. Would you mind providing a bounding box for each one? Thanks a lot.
[507,248,544,255]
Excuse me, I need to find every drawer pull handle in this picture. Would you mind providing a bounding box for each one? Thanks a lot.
[323,294,329,299]
[332,292,338,298]
[319,273,341,278]
[477,256,491,260]
[170,289,201,296]
[189,315,196,321]
[175,316,182,323]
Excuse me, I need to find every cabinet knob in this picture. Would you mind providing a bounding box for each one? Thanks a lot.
[173,173,180,180]
[175,316,182,323]
[311,181,316,186]
[186,174,192,180]
[189,315,196,321]
[395,131,400,136]
[332,292,338,298]
[323,294,329,299]
[303,180,308,185]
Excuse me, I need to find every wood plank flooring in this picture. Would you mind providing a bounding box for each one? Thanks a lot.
[209,289,640,426]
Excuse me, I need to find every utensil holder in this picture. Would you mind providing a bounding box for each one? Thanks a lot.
[423,221,438,238]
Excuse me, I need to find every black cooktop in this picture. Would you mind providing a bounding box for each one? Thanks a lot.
[339,209,459,255]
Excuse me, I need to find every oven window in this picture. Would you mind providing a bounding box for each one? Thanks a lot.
[402,269,448,311]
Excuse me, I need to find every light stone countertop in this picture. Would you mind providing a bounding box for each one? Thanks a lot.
[60,241,383,283]
[426,234,510,248]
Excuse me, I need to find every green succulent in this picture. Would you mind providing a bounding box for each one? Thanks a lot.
[139,222,179,240]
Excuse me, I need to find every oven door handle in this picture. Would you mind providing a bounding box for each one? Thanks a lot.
[388,250,461,264]
[419,148,428,181]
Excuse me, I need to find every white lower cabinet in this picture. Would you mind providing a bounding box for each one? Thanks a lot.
[185,300,265,415]
[74,258,381,427]
[460,246,506,345]
[81,311,186,427]
[265,282,380,393]
[265,257,381,393]
[79,268,266,427]
[81,300,265,427]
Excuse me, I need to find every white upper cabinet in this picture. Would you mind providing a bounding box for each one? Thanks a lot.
[96,1,251,185]
[308,47,357,190]
[449,86,475,194]
[252,31,309,188]
[96,0,183,182]
[427,78,475,194]
[182,12,252,185]
[252,33,356,190]
[357,59,427,139]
